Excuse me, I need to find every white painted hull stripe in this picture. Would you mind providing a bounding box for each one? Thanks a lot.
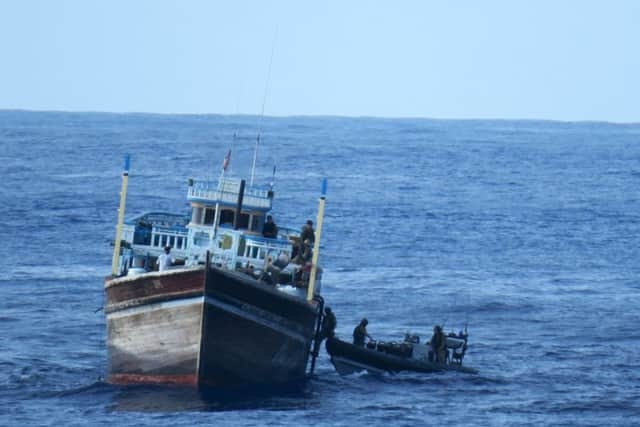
[107,296,204,319]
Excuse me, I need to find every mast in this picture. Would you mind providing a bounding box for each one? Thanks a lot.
[307,178,327,302]
[111,155,130,276]
[250,27,277,186]
[250,134,260,186]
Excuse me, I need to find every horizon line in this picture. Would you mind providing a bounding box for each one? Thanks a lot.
[1,107,638,126]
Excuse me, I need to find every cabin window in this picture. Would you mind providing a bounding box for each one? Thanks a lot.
[204,208,216,225]
[237,237,246,256]
[153,235,160,247]
[177,236,183,249]
[161,235,167,247]
[251,246,259,258]
[219,209,234,225]
[169,236,175,247]
[251,216,260,232]
[133,226,151,245]
[191,206,203,224]
[237,213,250,229]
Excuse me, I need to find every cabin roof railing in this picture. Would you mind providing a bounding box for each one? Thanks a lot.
[153,224,189,234]
[124,211,190,226]
[187,177,273,210]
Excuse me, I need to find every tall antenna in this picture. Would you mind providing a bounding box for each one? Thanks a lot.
[250,27,278,186]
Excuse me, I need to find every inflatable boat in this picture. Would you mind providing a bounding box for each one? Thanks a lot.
[325,332,478,376]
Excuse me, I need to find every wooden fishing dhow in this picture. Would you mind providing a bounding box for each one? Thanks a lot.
[105,155,328,387]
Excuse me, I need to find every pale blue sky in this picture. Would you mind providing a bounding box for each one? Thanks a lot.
[1,1,638,121]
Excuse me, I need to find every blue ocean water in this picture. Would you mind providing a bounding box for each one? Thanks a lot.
[1,110,639,426]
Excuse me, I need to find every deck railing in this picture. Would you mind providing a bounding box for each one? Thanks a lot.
[187,178,273,209]
[150,226,189,251]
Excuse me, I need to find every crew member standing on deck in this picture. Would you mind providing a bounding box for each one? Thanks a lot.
[430,325,447,363]
[156,245,174,272]
[262,215,278,238]
[300,219,315,244]
[353,318,372,347]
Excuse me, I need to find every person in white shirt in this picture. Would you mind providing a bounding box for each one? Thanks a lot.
[156,245,174,272]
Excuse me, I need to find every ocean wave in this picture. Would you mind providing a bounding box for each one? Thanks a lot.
[3,111,640,425]
[6,264,107,281]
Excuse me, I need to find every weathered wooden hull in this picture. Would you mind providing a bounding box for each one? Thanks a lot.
[105,266,319,387]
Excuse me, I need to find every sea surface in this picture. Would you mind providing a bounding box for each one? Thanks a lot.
[1,110,639,426]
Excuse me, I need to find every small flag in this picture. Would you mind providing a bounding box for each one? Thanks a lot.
[222,149,231,171]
